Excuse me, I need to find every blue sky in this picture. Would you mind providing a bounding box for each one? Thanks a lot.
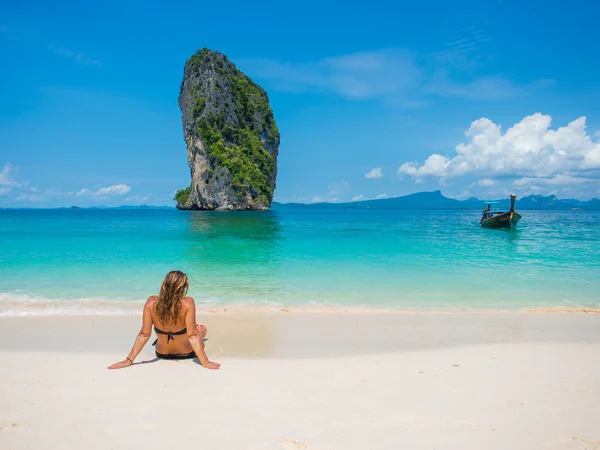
[1,0,599,207]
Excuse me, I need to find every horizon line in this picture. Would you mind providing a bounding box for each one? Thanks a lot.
[2,191,599,209]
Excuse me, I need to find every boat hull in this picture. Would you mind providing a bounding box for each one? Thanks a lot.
[480,211,521,229]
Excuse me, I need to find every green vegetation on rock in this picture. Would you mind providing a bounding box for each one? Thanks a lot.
[174,186,191,205]
[198,115,274,204]
[191,96,206,117]
[188,49,279,206]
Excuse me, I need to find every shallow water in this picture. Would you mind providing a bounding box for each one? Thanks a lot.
[1,208,599,314]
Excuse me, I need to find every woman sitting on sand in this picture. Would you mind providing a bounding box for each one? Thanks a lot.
[108,270,220,370]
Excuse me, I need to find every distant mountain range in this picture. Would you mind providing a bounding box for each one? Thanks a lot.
[2,193,598,211]
[272,191,600,210]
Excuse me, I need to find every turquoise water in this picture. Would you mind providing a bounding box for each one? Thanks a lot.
[1,208,599,314]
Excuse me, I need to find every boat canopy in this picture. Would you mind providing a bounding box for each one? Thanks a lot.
[482,201,502,204]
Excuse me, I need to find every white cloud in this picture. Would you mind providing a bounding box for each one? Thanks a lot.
[11,184,133,203]
[399,114,600,195]
[470,178,497,188]
[240,50,421,101]
[510,175,600,199]
[365,168,383,179]
[96,184,131,196]
[311,181,351,203]
[513,174,589,188]
[241,48,551,105]
[15,193,35,201]
[399,154,449,178]
[352,194,365,201]
[376,193,389,199]
[48,46,101,67]
[0,163,135,204]
[73,184,132,199]
[0,163,18,187]
[124,194,151,204]
[73,184,130,198]
[16,189,66,202]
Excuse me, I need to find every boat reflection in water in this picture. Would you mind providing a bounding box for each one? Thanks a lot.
[480,194,522,229]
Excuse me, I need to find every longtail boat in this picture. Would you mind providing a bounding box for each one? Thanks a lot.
[480,194,521,229]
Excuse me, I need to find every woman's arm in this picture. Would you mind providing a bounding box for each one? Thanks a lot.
[185,298,220,370]
[107,298,154,370]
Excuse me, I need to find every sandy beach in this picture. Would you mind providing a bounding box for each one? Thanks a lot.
[1,311,599,450]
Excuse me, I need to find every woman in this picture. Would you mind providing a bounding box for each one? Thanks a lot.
[108,270,220,370]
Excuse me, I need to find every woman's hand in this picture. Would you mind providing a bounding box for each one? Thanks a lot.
[107,359,133,370]
[201,360,221,370]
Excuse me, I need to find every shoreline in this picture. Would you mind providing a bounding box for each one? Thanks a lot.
[2,302,600,317]
[2,290,600,317]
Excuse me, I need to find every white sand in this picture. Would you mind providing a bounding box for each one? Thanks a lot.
[1,312,599,450]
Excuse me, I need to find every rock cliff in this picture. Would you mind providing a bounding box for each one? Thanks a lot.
[175,49,280,210]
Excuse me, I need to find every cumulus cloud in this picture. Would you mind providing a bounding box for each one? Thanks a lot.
[399,113,600,196]
[0,187,11,196]
[73,184,131,199]
[365,168,383,179]
[376,193,389,199]
[96,184,131,196]
[352,194,365,201]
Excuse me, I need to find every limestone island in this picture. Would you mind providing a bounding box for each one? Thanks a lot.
[174,49,280,211]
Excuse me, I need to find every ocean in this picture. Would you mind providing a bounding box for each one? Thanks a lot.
[1,208,599,315]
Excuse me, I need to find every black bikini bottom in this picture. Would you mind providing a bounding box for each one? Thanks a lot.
[155,351,196,360]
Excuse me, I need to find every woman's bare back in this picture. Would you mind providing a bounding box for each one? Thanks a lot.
[147,295,195,355]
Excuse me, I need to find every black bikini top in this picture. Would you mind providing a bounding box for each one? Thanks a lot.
[153,326,187,344]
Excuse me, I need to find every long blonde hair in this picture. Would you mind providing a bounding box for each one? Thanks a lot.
[156,270,189,325]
